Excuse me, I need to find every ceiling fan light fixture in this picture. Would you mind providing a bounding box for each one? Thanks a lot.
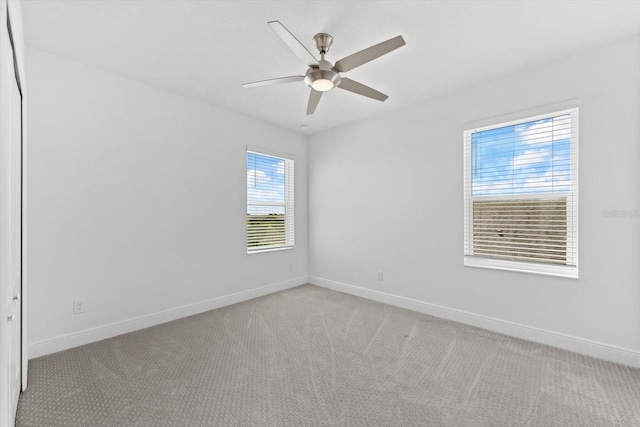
[311,78,334,92]
[305,68,341,92]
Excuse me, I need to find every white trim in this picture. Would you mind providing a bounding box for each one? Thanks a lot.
[246,145,294,161]
[20,93,27,390]
[29,276,308,359]
[6,0,25,87]
[461,99,580,131]
[6,0,28,392]
[464,256,578,279]
[469,192,573,202]
[309,276,640,368]
[247,245,294,255]
[466,107,577,134]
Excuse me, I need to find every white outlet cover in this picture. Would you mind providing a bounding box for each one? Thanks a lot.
[73,301,85,314]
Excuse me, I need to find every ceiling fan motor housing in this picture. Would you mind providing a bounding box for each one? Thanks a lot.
[305,68,341,91]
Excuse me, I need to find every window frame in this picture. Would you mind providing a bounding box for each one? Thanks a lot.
[463,108,579,278]
[246,148,295,254]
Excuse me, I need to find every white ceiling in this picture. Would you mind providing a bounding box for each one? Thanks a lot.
[22,0,640,135]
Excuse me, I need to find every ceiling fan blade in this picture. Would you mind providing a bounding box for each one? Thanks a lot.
[337,78,388,101]
[307,89,323,115]
[268,21,319,67]
[241,75,305,88]
[334,35,406,73]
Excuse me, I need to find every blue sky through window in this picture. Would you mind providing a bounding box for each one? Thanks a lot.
[247,152,285,215]
[471,115,572,196]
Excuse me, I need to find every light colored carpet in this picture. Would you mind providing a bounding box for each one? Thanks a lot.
[16,284,640,426]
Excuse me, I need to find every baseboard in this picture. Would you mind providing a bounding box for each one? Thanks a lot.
[309,276,640,368]
[29,276,308,359]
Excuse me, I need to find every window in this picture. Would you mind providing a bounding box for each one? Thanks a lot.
[247,150,294,252]
[464,108,578,278]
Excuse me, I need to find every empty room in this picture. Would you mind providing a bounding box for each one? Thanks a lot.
[1,0,640,426]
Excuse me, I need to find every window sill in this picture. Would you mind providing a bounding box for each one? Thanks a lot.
[464,256,578,279]
[247,245,294,255]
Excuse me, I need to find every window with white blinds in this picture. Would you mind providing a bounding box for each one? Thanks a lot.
[247,150,294,253]
[463,108,578,278]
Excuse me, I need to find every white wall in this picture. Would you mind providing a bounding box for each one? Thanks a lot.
[309,35,640,365]
[26,35,640,366]
[26,48,308,356]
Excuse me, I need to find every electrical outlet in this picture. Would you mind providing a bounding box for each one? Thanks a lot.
[377,271,384,281]
[73,300,85,315]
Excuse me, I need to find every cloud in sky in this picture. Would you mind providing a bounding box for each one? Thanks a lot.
[515,115,571,145]
[511,148,551,169]
[247,153,286,210]
[247,186,284,203]
[472,115,572,196]
[247,169,284,203]
[472,180,514,194]
[523,170,571,191]
[247,169,270,186]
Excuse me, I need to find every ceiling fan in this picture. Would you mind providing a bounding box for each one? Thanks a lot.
[242,21,406,115]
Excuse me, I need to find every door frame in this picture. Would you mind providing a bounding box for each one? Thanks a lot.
[6,1,22,382]
[5,0,27,392]
[0,2,24,423]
